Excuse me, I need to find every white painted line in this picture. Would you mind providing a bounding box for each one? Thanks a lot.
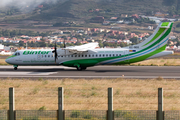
[0,72,57,75]
[0,66,75,69]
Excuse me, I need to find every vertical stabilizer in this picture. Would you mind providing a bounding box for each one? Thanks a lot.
[128,22,173,51]
[102,22,173,65]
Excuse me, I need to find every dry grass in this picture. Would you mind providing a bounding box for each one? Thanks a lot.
[173,53,180,55]
[0,59,7,65]
[0,78,180,110]
[131,59,180,66]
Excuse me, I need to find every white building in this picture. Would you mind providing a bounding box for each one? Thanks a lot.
[0,44,4,50]
[123,40,132,45]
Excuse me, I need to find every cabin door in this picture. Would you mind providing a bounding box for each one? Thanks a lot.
[124,50,129,63]
[37,54,41,60]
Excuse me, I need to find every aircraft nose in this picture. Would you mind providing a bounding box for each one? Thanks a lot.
[5,58,12,64]
[5,58,9,63]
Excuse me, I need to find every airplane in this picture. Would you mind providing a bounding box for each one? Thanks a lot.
[5,22,173,71]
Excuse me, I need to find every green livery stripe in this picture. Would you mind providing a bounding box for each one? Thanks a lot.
[161,22,169,27]
[63,23,173,67]
[113,44,167,65]
[7,55,16,59]
[110,23,172,63]
[127,23,172,57]
[63,43,167,67]
[143,28,166,46]
[63,56,120,67]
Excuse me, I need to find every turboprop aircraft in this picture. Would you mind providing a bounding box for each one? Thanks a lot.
[5,22,174,71]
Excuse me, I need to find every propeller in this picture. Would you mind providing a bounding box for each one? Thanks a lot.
[52,41,58,63]
[63,38,66,48]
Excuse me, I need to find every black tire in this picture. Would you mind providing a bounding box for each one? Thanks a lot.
[76,66,82,71]
[14,67,17,70]
[82,67,87,70]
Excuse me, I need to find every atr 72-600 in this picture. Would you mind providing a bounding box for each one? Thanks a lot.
[6,22,173,71]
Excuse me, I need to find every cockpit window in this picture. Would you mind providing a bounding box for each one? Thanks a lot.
[14,52,20,56]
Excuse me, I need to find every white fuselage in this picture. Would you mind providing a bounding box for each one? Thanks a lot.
[5,48,173,66]
[6,48,127,65]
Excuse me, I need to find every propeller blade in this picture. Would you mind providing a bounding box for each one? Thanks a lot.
[64,39,66,48]
[52,41,58,63]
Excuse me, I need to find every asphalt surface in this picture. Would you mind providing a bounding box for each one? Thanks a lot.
[0,66,180,79]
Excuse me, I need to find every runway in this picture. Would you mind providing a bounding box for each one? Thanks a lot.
[0,66,180,79]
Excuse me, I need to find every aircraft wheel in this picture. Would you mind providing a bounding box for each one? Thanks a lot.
[82,67,87,70]
[14,67,17,70]
[76,67,82,71]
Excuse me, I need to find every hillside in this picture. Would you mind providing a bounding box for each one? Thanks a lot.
[0,0,179,23]
[29,0,167,21]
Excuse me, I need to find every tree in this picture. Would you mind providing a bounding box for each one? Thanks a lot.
[75,42,82,45]
[19,41,24,47]
[176,40,180,47]
[130,37,139,44]
[120,42,126,47]
[99,42,104,48]
[39,42,47,47]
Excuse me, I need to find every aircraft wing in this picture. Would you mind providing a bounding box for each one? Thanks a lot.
[64,42,99,54]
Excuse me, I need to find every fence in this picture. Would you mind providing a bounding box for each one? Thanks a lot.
[1,87,180,120]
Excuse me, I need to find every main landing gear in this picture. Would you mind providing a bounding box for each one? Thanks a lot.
[76,66,87,71]
[74,63,86,71]
[13,65,18,70]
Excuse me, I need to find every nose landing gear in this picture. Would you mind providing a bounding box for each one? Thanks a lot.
[13,65,18,70]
